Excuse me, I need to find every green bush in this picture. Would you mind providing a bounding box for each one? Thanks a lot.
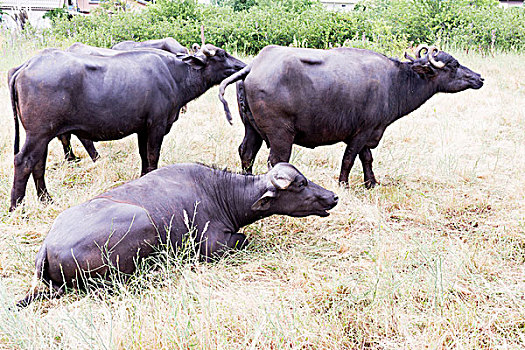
[46,0,525,55]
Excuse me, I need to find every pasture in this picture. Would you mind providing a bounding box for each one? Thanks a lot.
[0,43,524,349]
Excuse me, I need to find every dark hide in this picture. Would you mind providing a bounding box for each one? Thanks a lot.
[112,37,189,55]
[219,45,484,186]
[8,58,100,163]
[9,44,246,210]
[67,42,121,56]
[52,41,190,162]
[16,162,338,307]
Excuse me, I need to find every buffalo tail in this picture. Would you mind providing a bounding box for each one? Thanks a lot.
[218,64,252,125]
[8,66,21,155]
[16,244,62,308]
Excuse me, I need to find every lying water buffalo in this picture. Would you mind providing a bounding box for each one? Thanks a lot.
[9,44,245,210]
[111,37,188,55]
[219,45,484,187]
[51,40,191,163]
[17,162,338,307]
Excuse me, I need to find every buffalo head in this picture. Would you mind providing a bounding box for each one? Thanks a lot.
[408,45,484,93]
[181,44,246,84]
[251,163,339,217]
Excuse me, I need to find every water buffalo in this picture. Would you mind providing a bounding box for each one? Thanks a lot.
[7,61,100,163]
[111,37,188,55]
[51,40,191,163]
[17,162,338,307]
[9,44,245,210]
[219,45,484,187]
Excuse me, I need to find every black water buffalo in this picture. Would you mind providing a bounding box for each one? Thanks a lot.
[7,61,100,163]
[8,42,118,163]
[17,162,338,307]
[219,45,484,187]
[52,41,191,162]
[112,37,188,55]
[9,44,245,210]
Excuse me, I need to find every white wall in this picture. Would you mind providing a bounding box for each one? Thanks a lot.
[321,1,358,12]
[1,9,52,29]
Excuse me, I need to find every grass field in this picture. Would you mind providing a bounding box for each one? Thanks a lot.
[0,40,524,349]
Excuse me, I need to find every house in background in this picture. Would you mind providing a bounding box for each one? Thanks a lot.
[74,0,149,13]
[320,0,523,11]
[0,0,72,28]
[0,0,148,28]
[320,0,359,12]
[498,0,523,8]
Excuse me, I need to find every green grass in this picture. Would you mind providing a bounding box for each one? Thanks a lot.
[0,38,524,349]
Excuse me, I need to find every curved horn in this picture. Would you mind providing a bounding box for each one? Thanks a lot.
[428,46,445,68]
[269,167,294,190]
[202,45,216,57]
[415,44,429,59]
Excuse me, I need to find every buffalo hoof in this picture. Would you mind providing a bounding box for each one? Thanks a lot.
[338,180,350,189]
[38,192,54,205]
[65,155,81,163]
[364,179,379,189]
[90,153,100,163]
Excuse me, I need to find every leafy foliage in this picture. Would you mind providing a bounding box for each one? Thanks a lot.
[43,6,72,23]
[47,0,525,55]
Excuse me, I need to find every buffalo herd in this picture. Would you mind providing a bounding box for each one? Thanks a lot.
[8,38,483,307]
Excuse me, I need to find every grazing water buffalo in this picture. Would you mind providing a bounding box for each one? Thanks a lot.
[9,44,245,210]
[112,37,189,55]
[17,162,338,307]
[219,45,484,187]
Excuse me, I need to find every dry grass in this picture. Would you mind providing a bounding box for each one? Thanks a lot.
[0,41,524,349]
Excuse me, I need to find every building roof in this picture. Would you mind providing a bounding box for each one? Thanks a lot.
[1,0,65,10]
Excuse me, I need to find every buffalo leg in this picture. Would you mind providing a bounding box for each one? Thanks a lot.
[137,132,149,176]
[267,129,294,168]
[359,147,378,189]
[78,138,99,162]
[339,144,359,184]
[339,134,374,185]
[11,135,50,210]
[58,134,79,162]
[239,123,263,173]
[202,232,249,261]
[32,144,52,203]
[144,128,165,174]
[225,232,249,250]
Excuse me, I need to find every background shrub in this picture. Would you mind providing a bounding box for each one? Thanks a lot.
[46,0,525,55]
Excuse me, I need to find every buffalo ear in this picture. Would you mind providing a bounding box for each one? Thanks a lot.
[251,190,277,211]
[412,62,436,78]
[182,55,206,69]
